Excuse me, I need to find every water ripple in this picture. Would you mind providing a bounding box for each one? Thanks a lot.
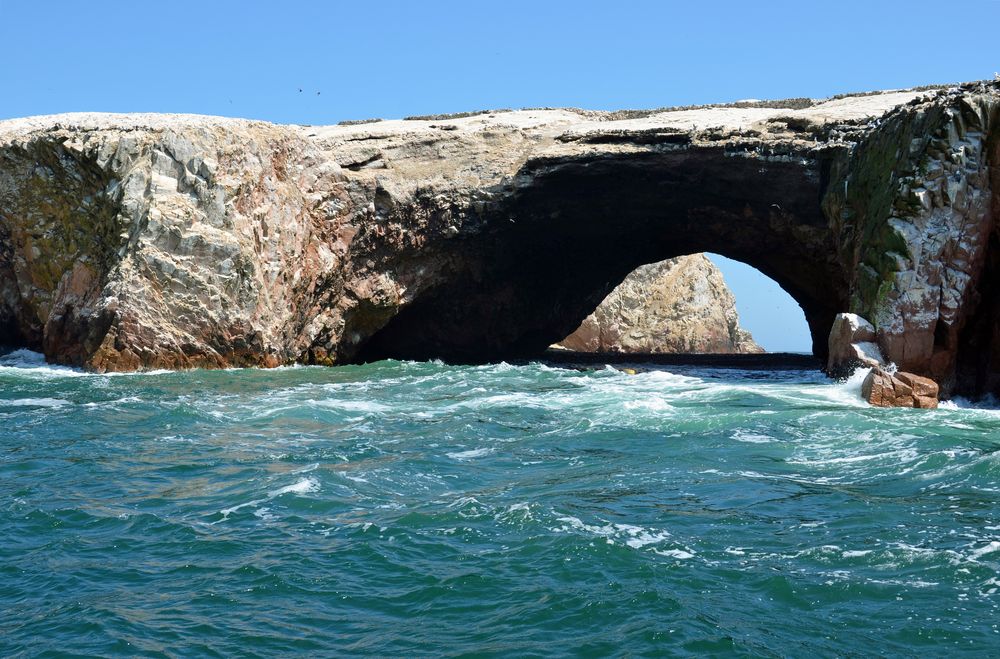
[2,353,1000,655]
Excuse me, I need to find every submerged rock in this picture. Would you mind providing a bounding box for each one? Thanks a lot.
[827,313,884,376]
[556,255,762,354]
[861,367,939,409]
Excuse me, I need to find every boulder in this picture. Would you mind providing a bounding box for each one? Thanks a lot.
[895,372,940,409]
[861,367,939,409]
[828,313,884,377]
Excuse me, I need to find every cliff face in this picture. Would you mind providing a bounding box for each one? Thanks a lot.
[556,255,762,354]
[0,82,998,396]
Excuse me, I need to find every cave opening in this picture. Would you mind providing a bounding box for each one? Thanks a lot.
[0,280,32,353]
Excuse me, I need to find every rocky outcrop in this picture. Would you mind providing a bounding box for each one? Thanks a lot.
[0,82,998,398]
[827,313,884,376]
[556,254,762,353]
[820,85,1000,398]
[862,367,940,409]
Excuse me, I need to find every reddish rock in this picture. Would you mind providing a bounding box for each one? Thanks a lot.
[896,372,940,409]
[0,82,997,398]
[861,367,939,409]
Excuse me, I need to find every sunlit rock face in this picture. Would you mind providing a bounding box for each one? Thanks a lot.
[556,254,762,354]
[0,81,998,397]
[862,367,940,409]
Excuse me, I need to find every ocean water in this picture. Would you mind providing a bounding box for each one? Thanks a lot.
[2,349,1000,656]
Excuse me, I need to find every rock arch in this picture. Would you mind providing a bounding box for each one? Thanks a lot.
[1,82,998,397]
[356,146,845,363]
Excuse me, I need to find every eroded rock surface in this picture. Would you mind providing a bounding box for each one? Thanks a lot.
[556,254,762,353]
[0,82,998,398]
[862,367,940,409]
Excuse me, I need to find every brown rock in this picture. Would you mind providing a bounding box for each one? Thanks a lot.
[895,371,939,398]
[0,82,997,396]
[892,378,915,408]
[861,368,894,407]
[861,367,939,408]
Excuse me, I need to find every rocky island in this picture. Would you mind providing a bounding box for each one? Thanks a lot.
[556,254,762,354]
[1,81,998,399]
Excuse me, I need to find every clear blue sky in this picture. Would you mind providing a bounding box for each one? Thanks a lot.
[3,0,997,351]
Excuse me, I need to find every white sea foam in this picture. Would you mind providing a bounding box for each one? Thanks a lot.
[0,349,86,378]
[446,496,482,508]
[731,428,775,443]
[83,396,143,408]
[447,447,493,460]
[622,398,674,413]
[313,399,390,413]
[842,549,874,558]
[554,515,672,549]
[968,541,1000,561]
[218,477,320,519]
[810,367,872,407]
[867,578,939,588]
[635,369,703,386]
[0,349,176,379]
[1,397,70,408]
[653,548,695,559]
[268,477,320,498]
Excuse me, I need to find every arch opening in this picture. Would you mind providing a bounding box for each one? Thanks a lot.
[355,149,846,366]
[551,253,811,356]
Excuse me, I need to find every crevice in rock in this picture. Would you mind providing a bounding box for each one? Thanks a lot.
[344,153,385,171]
[953,125,1000,398]
[954,230,1000,398]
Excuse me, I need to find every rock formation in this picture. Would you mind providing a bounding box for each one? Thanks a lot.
[827,312,884,376]
[862,367,940,409]
[1,81,998,398]
[556,254,762,353]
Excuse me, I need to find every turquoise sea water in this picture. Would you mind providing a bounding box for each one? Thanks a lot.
[2,349,1000,656]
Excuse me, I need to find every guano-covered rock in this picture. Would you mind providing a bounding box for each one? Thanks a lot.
[1,81,998,399]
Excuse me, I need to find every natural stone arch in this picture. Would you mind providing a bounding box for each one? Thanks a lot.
[357,148,846,364]
[1,82,998,398]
